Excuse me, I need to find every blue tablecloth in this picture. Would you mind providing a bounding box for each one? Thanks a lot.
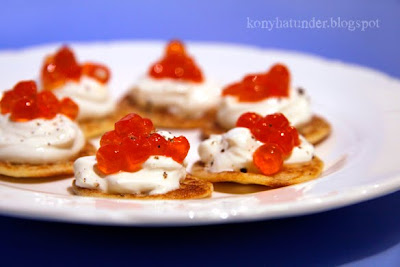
[0,1,399,266]
[1,192,399,266]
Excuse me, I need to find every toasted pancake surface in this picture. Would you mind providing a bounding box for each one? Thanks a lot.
[191,157,323,188]
[296,116,331,145]
[202,115,331,145]
[118,94,216,129]
[72,175,213,200]
[0,142,96,178]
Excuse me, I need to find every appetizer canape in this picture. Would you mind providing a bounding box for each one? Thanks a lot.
[0,81,95,178]
[192,112,323,187]
[40,46,117,138]
[119,40,220,129]
[72,113,213,199]
[203,64,331,144]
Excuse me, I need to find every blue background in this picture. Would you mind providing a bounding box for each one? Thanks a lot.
[1,0,399,78]
[0,0,399,266]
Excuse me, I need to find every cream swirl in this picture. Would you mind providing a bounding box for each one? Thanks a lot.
[198,127,314,173]
[217,87,312,129]
[51,76,115,121]
[132,75,221,118]
[74,156,186,195]
[0,114,85,164]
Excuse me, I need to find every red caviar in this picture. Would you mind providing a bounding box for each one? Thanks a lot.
[253,144,284,175]
[0,80,78,121]
[96,113,190,175]
[236,112,300,175]
[222,64,290,102]
[41,46,110,91]
[81,62,111,84]
[149,40,204,82]
[59,98,79,120]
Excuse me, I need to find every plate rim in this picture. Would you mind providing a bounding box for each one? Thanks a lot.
[0,173,399,226]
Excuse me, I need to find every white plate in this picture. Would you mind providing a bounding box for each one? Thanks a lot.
[0,41,399,226]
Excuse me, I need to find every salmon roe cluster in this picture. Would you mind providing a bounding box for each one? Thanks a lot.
[222,64,290,102]
[0,80,78,122]
[236,112,301,175]
[149,40,204,83]
[41,46,111,91]
[96,113,190,175]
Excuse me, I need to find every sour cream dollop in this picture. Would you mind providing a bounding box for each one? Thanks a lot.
[74,156,186,195]
[217,88,312,129]
[51,76,115,121]
[132,76,221,118]
[198,127,314,173]
[0,114,85,164]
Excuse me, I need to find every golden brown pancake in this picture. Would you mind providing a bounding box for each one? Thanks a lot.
[295,116,331,145]
[72,175,213,200]
[191,156,323,188]
[118,93,216,129]
[0,142,96,178]
[202,115,331,145]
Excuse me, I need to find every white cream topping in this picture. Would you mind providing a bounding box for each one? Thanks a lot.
[0,114,85,164]
[74,156,186,195]
[132,75,221,118]
[198,127,314,173]
[157,130,175,140]
[217,87,312,129]
[52,76,115,121]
